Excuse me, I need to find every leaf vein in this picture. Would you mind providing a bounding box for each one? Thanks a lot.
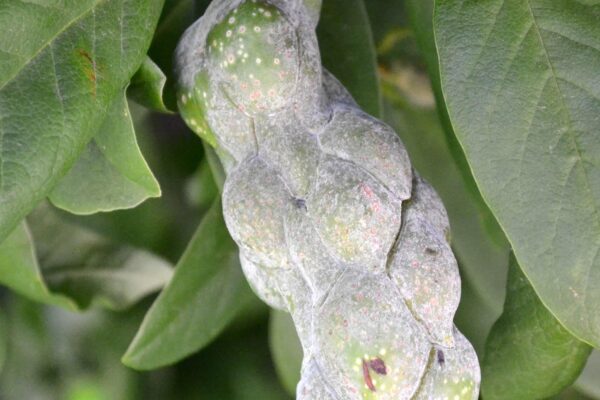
[539,26,600,54]
[464,0,507,82]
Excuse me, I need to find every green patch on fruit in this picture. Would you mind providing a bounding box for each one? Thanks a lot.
[205,0,299,113]
[431,376,476,400]
[178,70,217,146]
[342,341,413,399]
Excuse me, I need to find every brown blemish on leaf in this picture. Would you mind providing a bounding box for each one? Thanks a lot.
[77,49,98,98]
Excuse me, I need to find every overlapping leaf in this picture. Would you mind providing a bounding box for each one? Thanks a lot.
[123,200,255,369]
[482,256,591,399]
[129,57,172,113]
[49,92,161,214]
[0,0,164,244]
[0,222,74,309]
[317,0,381,117]
[435,0,600,347]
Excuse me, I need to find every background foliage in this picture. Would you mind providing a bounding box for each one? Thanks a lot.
[0,0,598,399]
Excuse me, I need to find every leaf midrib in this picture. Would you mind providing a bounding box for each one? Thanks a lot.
[0,0,108,92]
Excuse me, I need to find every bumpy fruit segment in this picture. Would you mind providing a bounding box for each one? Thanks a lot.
[206,1,300,114]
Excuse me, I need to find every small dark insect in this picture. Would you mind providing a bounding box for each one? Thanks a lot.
[368,358,387,375]
[437,349,445,367]
[425,247,438,255]
[362,359,376,392]
[294,197,307,211]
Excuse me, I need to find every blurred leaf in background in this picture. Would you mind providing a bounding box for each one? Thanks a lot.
[1,297,158,400]
[317,0,381,117]
[0,294,286,400]
[269,310,303,396]
[0,306,6,374]
[166,316,291,400]
[0,223,76,310]
[0,202,172,312]
[28,204,173,311]
[576,351,600,399]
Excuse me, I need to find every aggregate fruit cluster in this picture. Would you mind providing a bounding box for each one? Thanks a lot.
[176,1,480,398]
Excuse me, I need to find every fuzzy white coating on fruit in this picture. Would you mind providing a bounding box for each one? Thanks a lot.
[176,1,480,398]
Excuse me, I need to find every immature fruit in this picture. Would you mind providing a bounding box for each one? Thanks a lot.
[176,1,480,398]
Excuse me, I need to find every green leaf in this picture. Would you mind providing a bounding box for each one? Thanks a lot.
[482,256,591,400]
[0,222,75,309]
[435,0,600,346]
[269,310,303,396]
[0,298,146,400]
[122,200,256,369]
[129,57,173,113]
[28,204,173,310]
[49,92,161,214]
[0,299,58,400]
[576,351,600,399]
[0,306,6,374]
[149,0,197,110]
[317,0,381,117]
[0,0,164,244]
[185,157,219,210]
